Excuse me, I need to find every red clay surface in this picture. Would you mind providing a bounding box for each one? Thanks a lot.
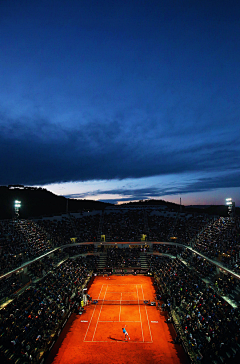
[48,275,189,364]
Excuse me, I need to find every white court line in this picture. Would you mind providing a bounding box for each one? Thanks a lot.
[136,284,144,342]
[91,300,143,303]
[84,284,104,341]
[105,291,134,293]
[92,285,108,341]
[98,321,141,323]
[101,284,138,285]
[141,284,153,342]
[119,293,122,322]
[85,341,153,344]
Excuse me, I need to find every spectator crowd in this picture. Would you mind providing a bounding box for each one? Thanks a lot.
[0,255,97,363]
[104,247,142,269]
[152,256,240,364]
[0,208,240,364]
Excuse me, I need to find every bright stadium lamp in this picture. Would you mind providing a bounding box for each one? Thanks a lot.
[14,200,21,218]
[226,198,235,217]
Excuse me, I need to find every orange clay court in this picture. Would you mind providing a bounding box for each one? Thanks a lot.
[48,275,189,364]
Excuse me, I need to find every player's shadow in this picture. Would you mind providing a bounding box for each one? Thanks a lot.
[108,336,125,342]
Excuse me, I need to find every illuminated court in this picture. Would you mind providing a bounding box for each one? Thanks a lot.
[49,275,189,364]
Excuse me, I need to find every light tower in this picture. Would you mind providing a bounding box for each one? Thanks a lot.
[14,200,21,218]
[226,198,235,217]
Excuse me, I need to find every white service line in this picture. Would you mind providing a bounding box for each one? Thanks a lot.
[136,284,144,342]
[119,292,122,322]
[84,340,153,344]
[84,284,104,341]
[98,320,141,323]
[92,285,108,341]
[141,284,153,342]
[106,291,132,293]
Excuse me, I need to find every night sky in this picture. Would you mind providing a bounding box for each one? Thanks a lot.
[1,1,240,206]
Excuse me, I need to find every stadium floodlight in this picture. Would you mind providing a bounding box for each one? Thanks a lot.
[14,200,21,218]
[226,198,232,206]
[226,198,235,217]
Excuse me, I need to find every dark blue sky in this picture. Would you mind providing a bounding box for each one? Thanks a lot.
[0,0,240,205]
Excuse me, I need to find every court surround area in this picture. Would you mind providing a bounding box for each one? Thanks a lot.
[49,275,189,364]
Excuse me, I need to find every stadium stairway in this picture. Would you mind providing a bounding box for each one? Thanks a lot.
[139,253,149,269]
[98,252,107,269]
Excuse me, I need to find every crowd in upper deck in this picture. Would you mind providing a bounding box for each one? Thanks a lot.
[37,214,100,245]
[100,210,145,242]
[0,220,53,275]
[192,217,240,273]
[104,247,143,269]
[148,213,210,243]
[0,210,240,277]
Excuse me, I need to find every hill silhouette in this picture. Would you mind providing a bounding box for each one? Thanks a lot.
[0,186,112,219]
[118,199,238,217]
[121,198,183,211]
[0,186,238,219]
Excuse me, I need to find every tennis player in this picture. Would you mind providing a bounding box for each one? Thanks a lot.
[122,326,130,341]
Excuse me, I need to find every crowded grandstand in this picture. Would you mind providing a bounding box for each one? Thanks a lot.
[0,205,240,364]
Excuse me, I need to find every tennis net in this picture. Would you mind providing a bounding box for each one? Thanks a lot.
[91,299,151,305]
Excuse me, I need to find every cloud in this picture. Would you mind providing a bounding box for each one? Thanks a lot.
[64,171,240,203]
[0,0,240,212]
[0,108,239,187]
